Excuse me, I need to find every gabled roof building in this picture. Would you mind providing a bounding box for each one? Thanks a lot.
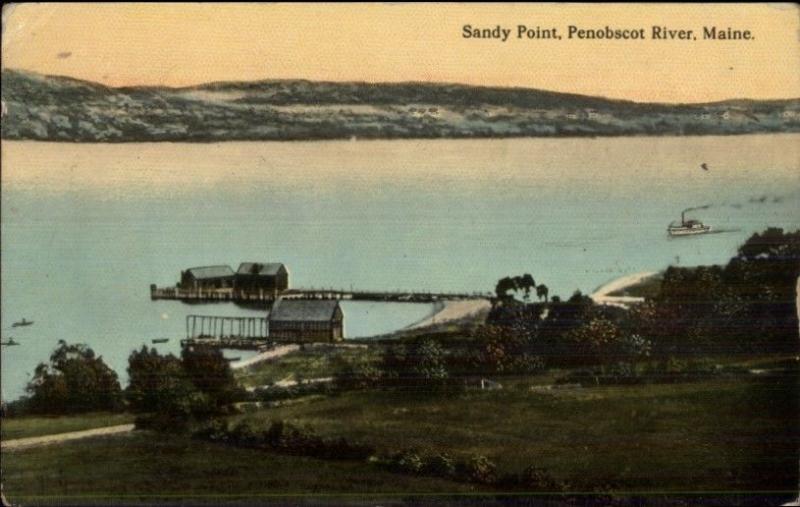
[268,299,343,342]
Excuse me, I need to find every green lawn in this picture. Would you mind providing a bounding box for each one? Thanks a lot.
[1,412,135,440]
[236,345,382,388]
[232,368,799,493]
[4,357,796,502]
[2,431,483,504]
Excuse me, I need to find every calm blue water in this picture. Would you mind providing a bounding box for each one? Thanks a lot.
[2,135,798,399]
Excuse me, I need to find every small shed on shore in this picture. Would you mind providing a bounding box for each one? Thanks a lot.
[235,262,289,296]
[268,299,343,342]
[180,265,235,291]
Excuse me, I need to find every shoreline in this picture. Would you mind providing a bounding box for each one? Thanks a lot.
[405,299,491,330]
[590,271,659,308]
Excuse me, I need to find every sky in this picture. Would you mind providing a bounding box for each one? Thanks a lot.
[2,3,799,103]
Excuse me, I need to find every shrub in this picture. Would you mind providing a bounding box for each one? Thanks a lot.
[603,362,639,385]
[517,466,564,491]
[264,419,287,447]
[230,420,262,447]
[663,356,688,375]
[421,453,456,478]
[193,418,230,442]
[621,333,652,359]
[254,381,332,402]
[514,354,546,374]
[456,454,498,485]
[322,436,374,461]
[134,412,192,433]
[334,357,382,390]
[557,368,599,386]
[388,450,424,474]
[290,429,325,456]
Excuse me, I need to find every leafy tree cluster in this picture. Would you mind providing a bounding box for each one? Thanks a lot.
[25,341,122,414]
[127,345,243,429]
[494,273,548,302]
[334,338,452,391]
[483,228,800,369]
[629,227,800,356]
[484,289,629,367]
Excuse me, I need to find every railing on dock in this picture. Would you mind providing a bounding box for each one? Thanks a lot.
[151,285,277,303]
[185,315,268,340]
[152,284,491,304]
[282,288,493,302]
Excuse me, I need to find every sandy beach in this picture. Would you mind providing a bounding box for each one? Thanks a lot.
[590,272,658,308]
[406,299,491,329]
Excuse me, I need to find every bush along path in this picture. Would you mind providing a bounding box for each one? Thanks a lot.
[191,418,576,494]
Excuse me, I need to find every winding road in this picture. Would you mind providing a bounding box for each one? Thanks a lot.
[1,424,135,451]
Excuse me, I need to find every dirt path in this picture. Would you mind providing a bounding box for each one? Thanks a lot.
[406,299,491,329]
[1,423,135,451]
[230,344,300,370]
[245,376,334,392]
[590,271,657,308]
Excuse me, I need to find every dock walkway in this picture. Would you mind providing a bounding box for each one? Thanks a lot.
[152,285,491,304]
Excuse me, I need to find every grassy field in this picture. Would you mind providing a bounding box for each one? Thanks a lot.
[3,357,796,502]
[236,345,382,388]
[231,363,799,493]
[1,412,135,440]
[2,431,484,504]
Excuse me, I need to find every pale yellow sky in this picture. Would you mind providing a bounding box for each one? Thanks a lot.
[2,3,799,103]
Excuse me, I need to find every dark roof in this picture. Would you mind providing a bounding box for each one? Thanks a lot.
[187,265,235,279]
[237,262,285,276]
[268,299,340,322]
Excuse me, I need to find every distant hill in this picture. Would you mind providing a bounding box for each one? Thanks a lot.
[2,68,798,142]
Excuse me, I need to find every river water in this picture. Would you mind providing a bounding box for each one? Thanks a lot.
[2,135,798,399]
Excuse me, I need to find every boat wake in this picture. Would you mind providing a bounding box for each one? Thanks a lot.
[704,227,742,234]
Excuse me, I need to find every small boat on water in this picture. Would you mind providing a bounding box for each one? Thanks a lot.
[1,338,20,346]
[12,318,34,328]
[668,211,711,237]
[152,338,170,344]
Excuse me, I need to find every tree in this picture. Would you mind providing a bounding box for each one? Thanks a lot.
[495,276,517,299]
[180,345,241,409]
[536,284,549,302]
[643,229,800,356]
[127,345,241,430]
[126,346,195,413]
[27,341,122,414]
[562,318,624,364]
[496,274,536,300]
[519,274,536,300]
[381,339,449,388]
[410,339,449,385]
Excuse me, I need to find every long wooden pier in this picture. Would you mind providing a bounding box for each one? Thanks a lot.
[151,286,276,303]
[152,285,490,304]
